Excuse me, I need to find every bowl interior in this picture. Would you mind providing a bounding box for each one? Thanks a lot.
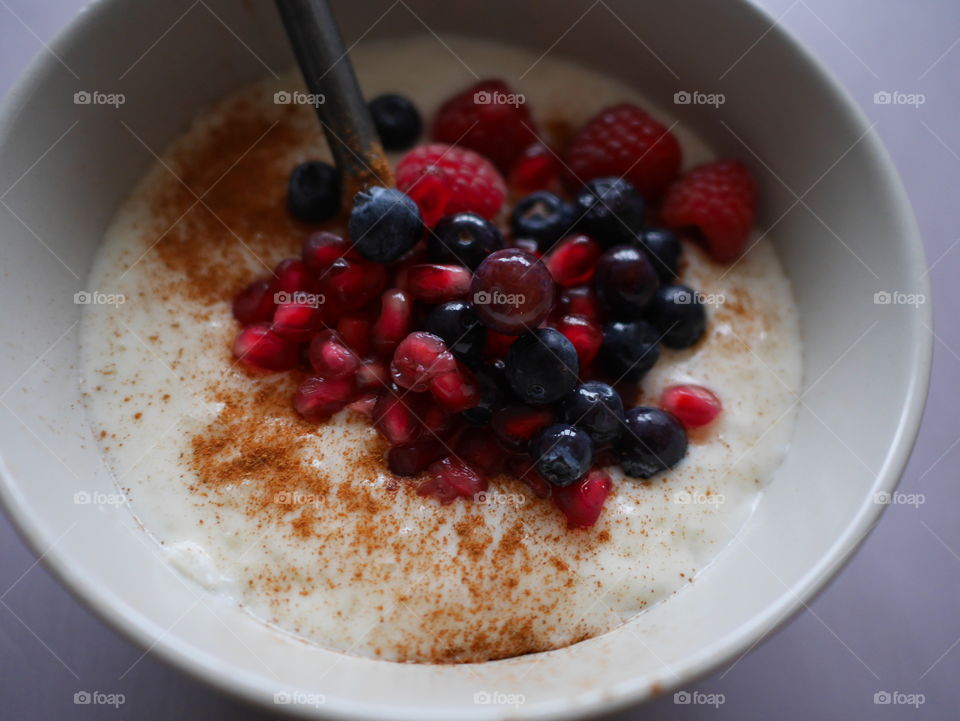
[0,0,929,719]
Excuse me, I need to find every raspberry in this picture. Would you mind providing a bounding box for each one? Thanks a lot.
[396,143,506,226]
[564,104,681,199]
[660,160,756,263]
[432,79,538,172]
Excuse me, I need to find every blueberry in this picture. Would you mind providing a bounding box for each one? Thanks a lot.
[594,245,659,318]
[288,161,341,222]
[561,381,625,445]
[574,177,645,246]
[509,191,576,248]
[648,284,706,349]
[429,213,503,269]
[462,361,508,425]
[616,406,687,479]
[505,328,579,404]
[426,300,486,364]
[531,424,594,487]
[348,186,423,263]
[368,93,422,151]
[638,227,681,281]
[600,320,660,381]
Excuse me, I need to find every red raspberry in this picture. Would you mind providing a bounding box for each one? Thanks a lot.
[564,104,681,199]
[431,79,538,173]
[660,160,756,263]
[396,143,506,226]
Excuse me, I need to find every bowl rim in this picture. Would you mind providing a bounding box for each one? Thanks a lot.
[0,0,932,718]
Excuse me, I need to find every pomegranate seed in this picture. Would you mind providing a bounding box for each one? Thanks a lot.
[508,143,561,195]
[274,258,316,294]
[388,440,447,476]
[484,329,517,358]
[302,231,352,274]
[307,331,359,379]
[320,256,387,311]
[491,403,554,450]
[373,390,422,445]
[419,400,453,437]
[557,285,602,323]
[232,324,299,371]
[552,469,613,528]
[346,393,378,418]
[660,384,722,428]
[372,289,413,356]
[232,277,277,325]
[271,300,322,342]
[356,359,390,392]
[545,234,601,287]
[336,313,373,356]
[454,427,504,477]
[428,363,481,413]
[556,314,603,370]
[294,376,355,421]
[418,457,487,504]
[390,332,456,391]
[405,264,471,303]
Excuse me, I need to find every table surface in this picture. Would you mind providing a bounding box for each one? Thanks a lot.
[1,1,957,718]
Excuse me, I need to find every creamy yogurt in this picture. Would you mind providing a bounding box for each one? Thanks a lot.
[79,36,802,663]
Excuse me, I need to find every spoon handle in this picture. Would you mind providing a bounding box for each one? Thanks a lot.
[275,0,394,202]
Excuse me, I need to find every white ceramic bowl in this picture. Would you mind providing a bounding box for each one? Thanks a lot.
[0,0,931,718]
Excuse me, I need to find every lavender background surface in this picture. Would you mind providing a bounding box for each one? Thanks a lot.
[0,1,957,718]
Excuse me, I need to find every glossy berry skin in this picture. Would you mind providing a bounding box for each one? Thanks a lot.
[660,384,722,428]
[470,249,556,335]
[648,284,707,349]
[348,186,423,263]
[368,93,422,151]
[302,231,351,275]
[638,227,681,281]
[293,376,355,421]
[545,234,601,287]
[426,300,486,364]
[552,469,613,528]
[491,403,555,450]
[509,191,576,248]
[232,324,299,371]
[600,320,660,381]
[390,331,456,391]
[287,161,341,222]
[405,264,471,303]
[574,177,646,246]
[505,328,579,404]
[616,406,688,479]
[561,381,625,445]
[508,142,561,195]
[530,424,594,487]
[555,314,603,370]
[429,212,503,269]
[232,278,276,325]
[594,245,659,318]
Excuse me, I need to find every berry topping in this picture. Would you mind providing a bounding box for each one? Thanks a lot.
[508,142,561,195]
[461,362,508,425]
[453,427,505,477]
[232,278,276,325]
[594,245,658,318]
[504,328,579,404]
[390,331,457,391]
[429,212,503,269]
[564,104,681,199]
[561,381,625,445]
[552,469,613,528]
[293,376,355,421]
[387,439,446,476]
[544,234,601,287]
[347,186,423,263]
[271,299,321,342]
[373,388,422,445]
[428,362,481,413]
[557,285,602,323]
[600,320,660,381]
[491,403,555,450]
[320,255,387,311]
[432,79,538,172]
[287,161,341,222]
[372,288,413,356]
[405,264,472,303]
[660,159,756,262]
[369,93,422,151]
[616,406,688,479]
[307,331,359,379]
[418,457,488,504]
[555,314,603,370]
[471,249,556,335]
[232,324,299,371]
[426,300,486,363]
[302,231,351,275]
[396,143,506,226]
[649,284,707,349]
[336,314,373,357]
[660,384,722,429]
[573,177,646,246]
[509,191,576,248]
[637,227,681,281]
[274,258,316,294]
[531,424,594,487]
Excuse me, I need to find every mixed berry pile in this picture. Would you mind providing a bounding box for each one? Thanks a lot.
[231,80,754,528]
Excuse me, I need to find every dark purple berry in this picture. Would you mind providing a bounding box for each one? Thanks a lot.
[509,191,576,248]
[594,245,658,318]
[369,93,422,151]
[505,328,579,404]
[574,177,645,246]
[430,212,502,269]
[470,249,555,335]
[638,227,680,281]
[348,187,423,263]
[561,381,624,445]
[531,424,593,487]
[649,284,706,349]
[288,162,341,222]
[600,320,660,381]
[616,407,687,478]
[426,300,486,363]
